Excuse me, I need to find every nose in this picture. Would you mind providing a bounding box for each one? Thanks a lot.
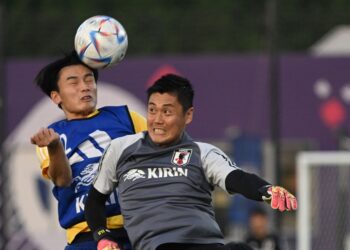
[154,112,164,124]
[81,80,92,91]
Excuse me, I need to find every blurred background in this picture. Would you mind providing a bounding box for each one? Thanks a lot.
[1,0,350,249]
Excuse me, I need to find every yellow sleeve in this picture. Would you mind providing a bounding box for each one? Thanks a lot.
[130,111,147,133]
[35,146,51,179]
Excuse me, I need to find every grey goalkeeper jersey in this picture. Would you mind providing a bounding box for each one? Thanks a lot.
[94,131,238,250]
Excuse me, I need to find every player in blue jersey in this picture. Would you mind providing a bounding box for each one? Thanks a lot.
[85,74,297,250]
[30,51,146,250]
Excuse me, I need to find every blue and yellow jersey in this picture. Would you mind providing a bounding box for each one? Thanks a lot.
[35,106,146,243]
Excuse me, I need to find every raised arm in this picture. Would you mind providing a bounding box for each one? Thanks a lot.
[199,142,297,212]
[31,127,72,187]
[85,186,121,250]
[225,171,297,212]
[85,141,121,250]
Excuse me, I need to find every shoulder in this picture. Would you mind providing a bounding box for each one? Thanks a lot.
[194,141,236,166]
[99,105,128,113]
[194,141,222,156]
[105,132,145,162]
[129,110,145,119]
[110,132,145,150]
[48,118,66,129]
[129,111,147,132]
[99,106,144,121]
[99,105,133,121]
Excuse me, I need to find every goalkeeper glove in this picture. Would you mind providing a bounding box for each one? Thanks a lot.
[93,228,120,250]
[259,185,298,212]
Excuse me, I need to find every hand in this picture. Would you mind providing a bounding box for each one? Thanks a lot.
[30,128,60,147]
[260,185,298,212]
[97,239,120,250]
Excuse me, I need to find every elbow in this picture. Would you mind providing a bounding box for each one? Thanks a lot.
[49,167,72,187]
[52,175,72,187]
[55,179,72,187]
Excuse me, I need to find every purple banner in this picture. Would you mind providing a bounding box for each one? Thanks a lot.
[6,54,350,149]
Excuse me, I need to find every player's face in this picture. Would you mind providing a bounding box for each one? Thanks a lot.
[147,92,193,147]
[51,64,97,120]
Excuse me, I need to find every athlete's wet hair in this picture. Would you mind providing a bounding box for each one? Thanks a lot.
[35,50,99,97]
[147,74,194,112]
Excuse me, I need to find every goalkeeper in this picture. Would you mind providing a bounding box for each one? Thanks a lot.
[85,74,297,250]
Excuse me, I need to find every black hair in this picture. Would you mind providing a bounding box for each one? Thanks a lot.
[147,74,194,112]
[34,50,99,97]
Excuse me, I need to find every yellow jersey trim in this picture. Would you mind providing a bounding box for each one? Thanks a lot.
[130,111,147,133]
[86,109,99,118]
[66,214,124,244]
[36,146,51,179]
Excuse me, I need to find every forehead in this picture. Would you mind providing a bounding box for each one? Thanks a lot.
[148,92,179,106]
[58,64,92,79]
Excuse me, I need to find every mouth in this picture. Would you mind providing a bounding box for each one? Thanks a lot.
[81,95,93,101]
[153,128,166,135]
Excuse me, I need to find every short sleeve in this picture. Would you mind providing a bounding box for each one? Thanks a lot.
[130,111,147,133]
[196,142,239,191]
[35,146,51,179]
[93,140,120,194]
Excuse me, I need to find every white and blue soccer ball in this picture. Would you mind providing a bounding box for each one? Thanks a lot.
[74,15,128,69]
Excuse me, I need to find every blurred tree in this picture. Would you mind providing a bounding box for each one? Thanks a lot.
[2,0,350,57]
[278,0,350,51]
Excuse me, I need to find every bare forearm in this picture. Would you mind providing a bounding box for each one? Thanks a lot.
[47,141,72,187]
[31,127,72,187]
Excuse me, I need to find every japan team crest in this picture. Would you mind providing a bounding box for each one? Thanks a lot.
[171,148,192,166]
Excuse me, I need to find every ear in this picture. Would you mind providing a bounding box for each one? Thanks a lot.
[185,107,194,125]
[50,91,62,106]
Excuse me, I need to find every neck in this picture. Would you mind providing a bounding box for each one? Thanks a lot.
[65,109,98,120]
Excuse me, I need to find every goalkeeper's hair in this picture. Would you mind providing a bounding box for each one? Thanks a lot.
[147,74,194,112]
[35,50,99,97]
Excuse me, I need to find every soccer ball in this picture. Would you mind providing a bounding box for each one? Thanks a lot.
[74,15,128,69]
